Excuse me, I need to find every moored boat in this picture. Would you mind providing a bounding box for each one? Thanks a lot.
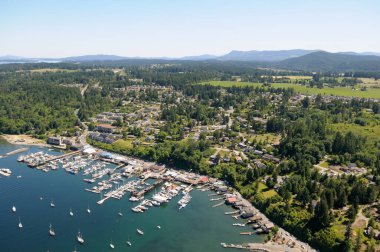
[77,231,84,244]
[49,224,56,236]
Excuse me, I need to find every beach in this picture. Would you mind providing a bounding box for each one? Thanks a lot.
[1,134,47,146]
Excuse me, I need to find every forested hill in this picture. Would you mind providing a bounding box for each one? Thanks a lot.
[271,51,380,72]
[3,50,380,72]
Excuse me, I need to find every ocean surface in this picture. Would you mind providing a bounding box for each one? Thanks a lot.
[0,139,264,252]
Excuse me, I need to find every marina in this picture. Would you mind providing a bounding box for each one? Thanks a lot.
[0,140,265,251]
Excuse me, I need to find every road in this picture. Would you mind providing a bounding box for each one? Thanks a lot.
[74,108,89,146]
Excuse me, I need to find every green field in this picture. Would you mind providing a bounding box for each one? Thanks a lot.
[248,133,281,145]
[330,123,380,146]
[200,81,380,98]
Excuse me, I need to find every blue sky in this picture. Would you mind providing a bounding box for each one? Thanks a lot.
[0,0,379,57]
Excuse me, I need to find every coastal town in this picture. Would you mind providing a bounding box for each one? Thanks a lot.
[2,73,379,252]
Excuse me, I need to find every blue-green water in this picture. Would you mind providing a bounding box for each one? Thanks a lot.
[0,139,264,252]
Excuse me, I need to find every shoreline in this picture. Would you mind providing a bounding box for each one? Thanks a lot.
[86,143,317,252]
[1,134,48,147]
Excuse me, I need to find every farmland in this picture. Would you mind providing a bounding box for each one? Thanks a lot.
[200,81,380,99]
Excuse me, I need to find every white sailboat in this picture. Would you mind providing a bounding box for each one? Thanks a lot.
[77,231,84,244]
[18,218,23,228]
[49,224,56,236]
[118,210,123,216]
[50,200,55,207]
[12,205,16,213]
[157,225,161,229]
[137,228,144,235]
[86,205,91,214]
[109,240,115,249]
[70,208,74,216]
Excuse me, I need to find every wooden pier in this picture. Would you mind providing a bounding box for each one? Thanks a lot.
[212,202,224,207]
[110,163,125,174]
[132,179,163,198]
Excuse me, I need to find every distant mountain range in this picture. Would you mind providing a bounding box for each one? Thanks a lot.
[2,50,380,72]
[217,49,317,61]
[274,51,380,72]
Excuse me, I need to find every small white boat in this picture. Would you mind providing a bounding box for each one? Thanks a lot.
[157,225,161,229]
[17,175,22,179]
[18,218,23,228]
[40,197,43,200]
[49,224,56,236]
[126,235,132,246]
[50,201,55,207]
[137,229,144,235]
[77,231,84,244]
[87,206,91,214]
[118,211,123,217]
[12,206,16,213]
[70,208,74,216]
[110,241,115,249]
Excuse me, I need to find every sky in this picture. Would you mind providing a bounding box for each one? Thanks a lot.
[0,0,379,58]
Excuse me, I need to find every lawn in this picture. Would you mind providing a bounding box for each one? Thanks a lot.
[112,139,133,149]
[199,81,380,98]
[248,133,281,145]
[319,161,329,168]
[257,182,278,199]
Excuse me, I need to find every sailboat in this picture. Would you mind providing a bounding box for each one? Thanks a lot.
[50,200,55,207]
[118,210,123,216]
[70,208,74,216]
[137,228,144,235]
[77,231,84,244]
[109,240,115,249]
[86,205,91,214]
[12,205,16,213]
[157,225,161,229]
[18,218,23,228]
[49,224,56,236]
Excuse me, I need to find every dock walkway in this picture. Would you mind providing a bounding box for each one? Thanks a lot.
[132,179,163,198]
